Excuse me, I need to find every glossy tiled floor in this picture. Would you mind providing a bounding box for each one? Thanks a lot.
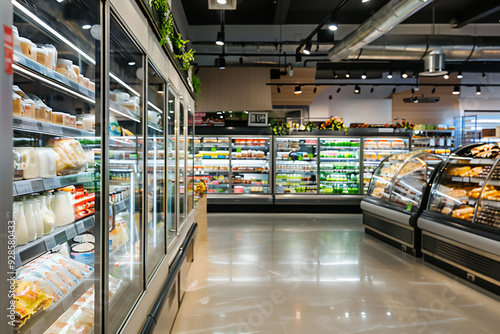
[170,214,500,334]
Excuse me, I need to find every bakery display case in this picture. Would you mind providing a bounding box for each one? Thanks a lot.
[363,137,410,193]
[361,151,445,256]
[319,137,361,195]
[418,143,500,294]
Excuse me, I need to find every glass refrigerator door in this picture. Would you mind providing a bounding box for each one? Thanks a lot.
[475,161,500,228]
[145,62,165,281]
[197,136,231,194]
[231,136,271,194]
[166,90,176,246]
[363,137,409,193]
[319,137,360,194]
[107,15,144,333]
[12,0,100,332]
[178,103,187,225]
[187,110,195,213]
[275,137,318,194]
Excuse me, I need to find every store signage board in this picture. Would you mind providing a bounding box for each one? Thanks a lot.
[248,112,268,127]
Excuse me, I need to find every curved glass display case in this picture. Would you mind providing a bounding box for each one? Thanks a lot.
[418,143,500,294]
[362,151,445,256]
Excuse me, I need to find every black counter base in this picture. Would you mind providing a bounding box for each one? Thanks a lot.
[423,254,500,296]
[363,211,421,257]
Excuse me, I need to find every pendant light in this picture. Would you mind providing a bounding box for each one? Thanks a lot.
[452,85,460,95]
[302,41,312,55]
[476,86,482,95]
[294,85,302,95]
[354,86,360,94]
[327,16,338,31]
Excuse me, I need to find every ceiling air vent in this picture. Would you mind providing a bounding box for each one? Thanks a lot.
[208,0,237,10]
[420,49,448,77]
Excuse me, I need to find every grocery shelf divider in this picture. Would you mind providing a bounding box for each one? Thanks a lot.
[15,215,95,269]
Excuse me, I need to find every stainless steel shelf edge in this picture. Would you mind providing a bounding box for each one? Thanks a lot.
[207,194,273,205]
[361,200,412,227]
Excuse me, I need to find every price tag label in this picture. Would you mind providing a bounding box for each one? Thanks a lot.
[211,147,216,152]
[44,237,57,250]
[15,181,33,195]
[463,177,470,183]
[407,202,413,211]
[43,178,61,190]
[31,179,45,193]
[12,184,17,197]
[65,227,77,240]
[79,84,87,94]
[236,148,242,153]
[42,123,63,135]
[76,221,86,234]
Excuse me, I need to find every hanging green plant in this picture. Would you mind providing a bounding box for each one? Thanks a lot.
[149,0,172,46]
[191,73,201,94]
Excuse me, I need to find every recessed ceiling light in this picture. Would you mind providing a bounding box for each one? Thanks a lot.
[128,61,136,66]
[217,0,227,4]
[82,24,92,30]
[476,86,482,95]
[452,85,460,95]
[362,0,370,2]
[443,74,449,79]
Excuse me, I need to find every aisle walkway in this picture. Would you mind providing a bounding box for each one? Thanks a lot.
[171,214,500,334]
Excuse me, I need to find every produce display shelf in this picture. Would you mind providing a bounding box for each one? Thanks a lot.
[14,172,96,197]
[18,273,94,334]
[232,184,270,187]
[15,215,95,269]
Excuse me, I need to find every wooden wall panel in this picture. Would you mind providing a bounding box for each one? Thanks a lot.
[197,67,273,112]
[392,77,461,125]
[270,67,328,106]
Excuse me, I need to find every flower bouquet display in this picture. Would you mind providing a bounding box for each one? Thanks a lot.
[319,117,345,131]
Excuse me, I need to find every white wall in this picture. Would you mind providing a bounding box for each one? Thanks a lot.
[309,87,392,125]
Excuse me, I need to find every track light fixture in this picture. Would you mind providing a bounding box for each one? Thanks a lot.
[277,86,281,93]
[327,16,338,31]
[215,56,226,69]
[483,72,487,79]
[411,88,415,94]
[345,71,350,78]
[354,86,360,94]
[303,41,312,55]
[476,86,482,95]
[216,31,225,46]
[336,87,341,93]
[361,72,367,80]
[392,87,397,94]
[401,72,408,79]
[387,71,393,79]
[313,87,317,93]
[432,87,436,94]
[443,74,449,79]
[333,71,338,79]
[452,85,460,95]
[294,85,302,95]
[370,87,374,93]
[457,71,463,79]
[295,53,302,63]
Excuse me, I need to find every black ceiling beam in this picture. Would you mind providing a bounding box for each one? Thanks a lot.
[316,61,500,73]
[452,1,500,29]
[274,0,292,25]
[295,0,351,54]
[266,83,500,87]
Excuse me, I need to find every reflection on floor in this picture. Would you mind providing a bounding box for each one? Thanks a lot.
[168,214,500,334]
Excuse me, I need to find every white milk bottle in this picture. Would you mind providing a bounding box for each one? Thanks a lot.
[24,197,37,241]
[14,201,29,246]
[33,196,44,237]
[40,195,55,235]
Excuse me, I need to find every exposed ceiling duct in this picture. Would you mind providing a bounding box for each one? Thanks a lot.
[328,0,433,62]
[342,35,500,61]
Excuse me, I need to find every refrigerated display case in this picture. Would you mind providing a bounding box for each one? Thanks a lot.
[145,62,165,282]
[10,0,101,332]
[418,143,500,293]
[107,13,144,333]
[166,89,177,247]
[319,137,361,195]
[361,151,445,256]
[193,135,272,204]
[363,137,410,193]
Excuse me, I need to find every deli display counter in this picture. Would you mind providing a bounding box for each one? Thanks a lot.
[417,143,500,294]
[361,151,445,256]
